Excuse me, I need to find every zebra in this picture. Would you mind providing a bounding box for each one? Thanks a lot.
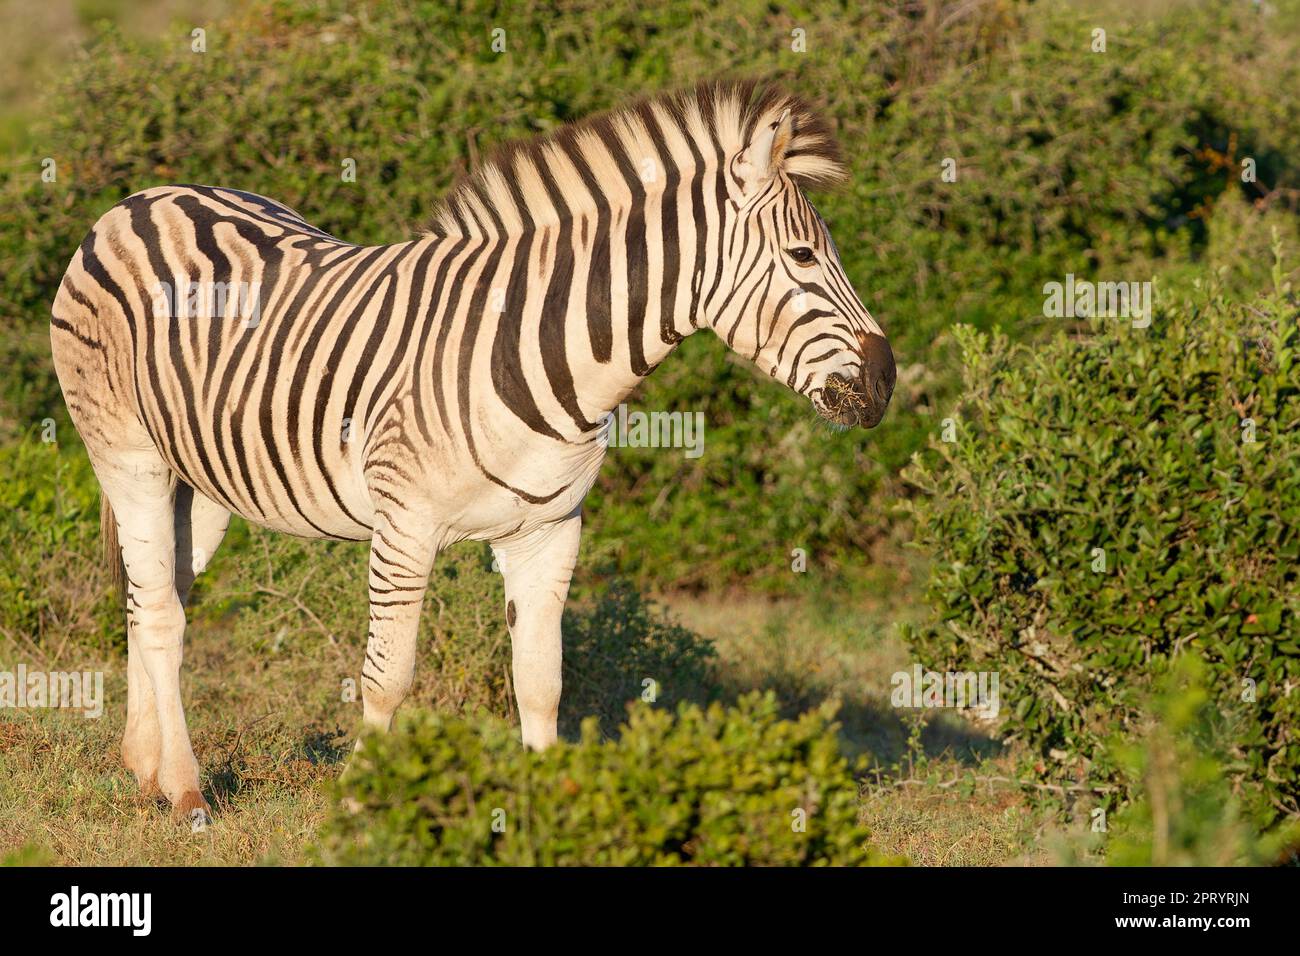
[50,80,895,818]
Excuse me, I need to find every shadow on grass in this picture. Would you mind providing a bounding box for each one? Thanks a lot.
[206,723,348,813]
[551,582,1002,771]
[714,671,1002,770]
[553,654,1001,770]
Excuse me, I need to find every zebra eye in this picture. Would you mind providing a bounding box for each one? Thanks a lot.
[788,246,816,265]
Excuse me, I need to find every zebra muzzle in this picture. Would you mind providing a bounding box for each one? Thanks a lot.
[823,332,894,428]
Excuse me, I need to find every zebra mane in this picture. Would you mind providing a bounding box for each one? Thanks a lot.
[425,80,846,238]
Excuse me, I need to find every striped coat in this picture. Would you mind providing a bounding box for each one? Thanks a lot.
[50,81,894,818]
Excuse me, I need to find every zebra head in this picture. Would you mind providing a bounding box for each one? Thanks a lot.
[711,103,895,429]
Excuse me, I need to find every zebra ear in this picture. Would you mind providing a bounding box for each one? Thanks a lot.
[735,107,794,195]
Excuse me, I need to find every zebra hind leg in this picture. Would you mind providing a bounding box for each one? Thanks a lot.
[172,482,231,606]
[120,482,229,801]
[99,449,207,821]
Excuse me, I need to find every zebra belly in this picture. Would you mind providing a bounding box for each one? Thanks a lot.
[155,423,376,542]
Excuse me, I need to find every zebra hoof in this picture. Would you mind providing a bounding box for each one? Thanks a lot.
[173,790,211,828]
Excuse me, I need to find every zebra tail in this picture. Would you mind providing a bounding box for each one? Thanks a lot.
[100,492,125,601]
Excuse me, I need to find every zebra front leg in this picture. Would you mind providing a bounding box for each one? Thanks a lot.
[359,518,439,733]
[493,513,582,749]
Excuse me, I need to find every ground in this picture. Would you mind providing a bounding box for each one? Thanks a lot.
[0,558,1064,866]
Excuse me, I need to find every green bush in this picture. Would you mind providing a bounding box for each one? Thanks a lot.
[902,258,1300,826]
[0,433,116,659]
[1105,658,1300,866]
[316,692,895,866]
[6,0,1300,590]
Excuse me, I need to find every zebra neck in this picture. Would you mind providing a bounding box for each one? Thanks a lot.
[457,213,704,441]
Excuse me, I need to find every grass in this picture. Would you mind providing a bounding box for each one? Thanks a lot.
[671,582,1054,866]
[0,686,330,866]
[669,573,1003,765]
[860,771,1058,866]
[0,626,339,865]
[0,542,1052,866]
